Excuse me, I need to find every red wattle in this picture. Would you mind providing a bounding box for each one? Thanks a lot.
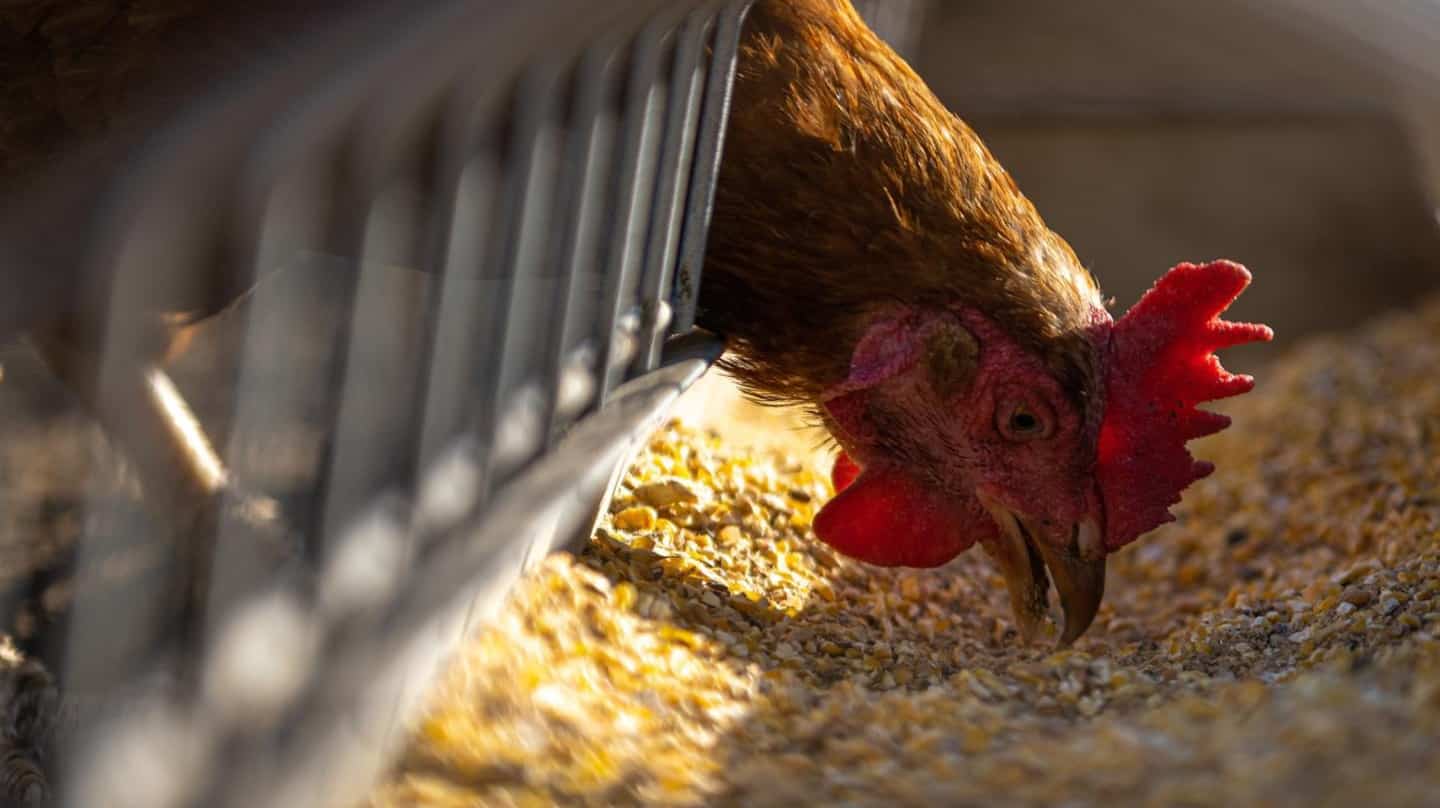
[813,466,975,568]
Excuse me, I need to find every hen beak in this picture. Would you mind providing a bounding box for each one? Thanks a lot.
[977,494,1106,647]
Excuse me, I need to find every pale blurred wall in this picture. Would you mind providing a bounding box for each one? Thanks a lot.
[909,0,1440,368]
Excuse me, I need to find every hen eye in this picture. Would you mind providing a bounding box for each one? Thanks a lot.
[1011,411,1040,433]
[998,401,1053,441]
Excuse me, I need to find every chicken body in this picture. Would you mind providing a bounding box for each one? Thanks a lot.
[700,0,1270,643]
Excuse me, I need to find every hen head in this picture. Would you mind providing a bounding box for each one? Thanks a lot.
[814,261,1272,645]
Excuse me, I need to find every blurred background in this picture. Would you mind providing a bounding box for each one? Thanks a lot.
[912,0,1440,369]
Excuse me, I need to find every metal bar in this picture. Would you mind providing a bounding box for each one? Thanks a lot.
[413,153,504,487]
[547,39,628,443]
[314,179,435,557]
[595,14,676,403]
[671,0,750,334]
[637,4,714,370]
[473,60,569,490]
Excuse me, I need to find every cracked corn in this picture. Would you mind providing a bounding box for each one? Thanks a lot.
[373,299,1440,806]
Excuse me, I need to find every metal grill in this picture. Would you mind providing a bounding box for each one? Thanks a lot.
[0,1,928,805]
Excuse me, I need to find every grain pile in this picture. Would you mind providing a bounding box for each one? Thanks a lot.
[373,300,1440,807]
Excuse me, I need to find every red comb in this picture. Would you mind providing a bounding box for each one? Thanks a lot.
[1097,260,1273,549]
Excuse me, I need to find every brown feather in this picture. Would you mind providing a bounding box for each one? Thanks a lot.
[700,0,1106,413]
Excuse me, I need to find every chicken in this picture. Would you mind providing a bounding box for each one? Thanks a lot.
[699,0,1273,644]
[0,0,1259,669]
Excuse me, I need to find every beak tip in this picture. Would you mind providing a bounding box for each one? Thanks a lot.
[1037,527,1107,648]
[1057,610,1098,648]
